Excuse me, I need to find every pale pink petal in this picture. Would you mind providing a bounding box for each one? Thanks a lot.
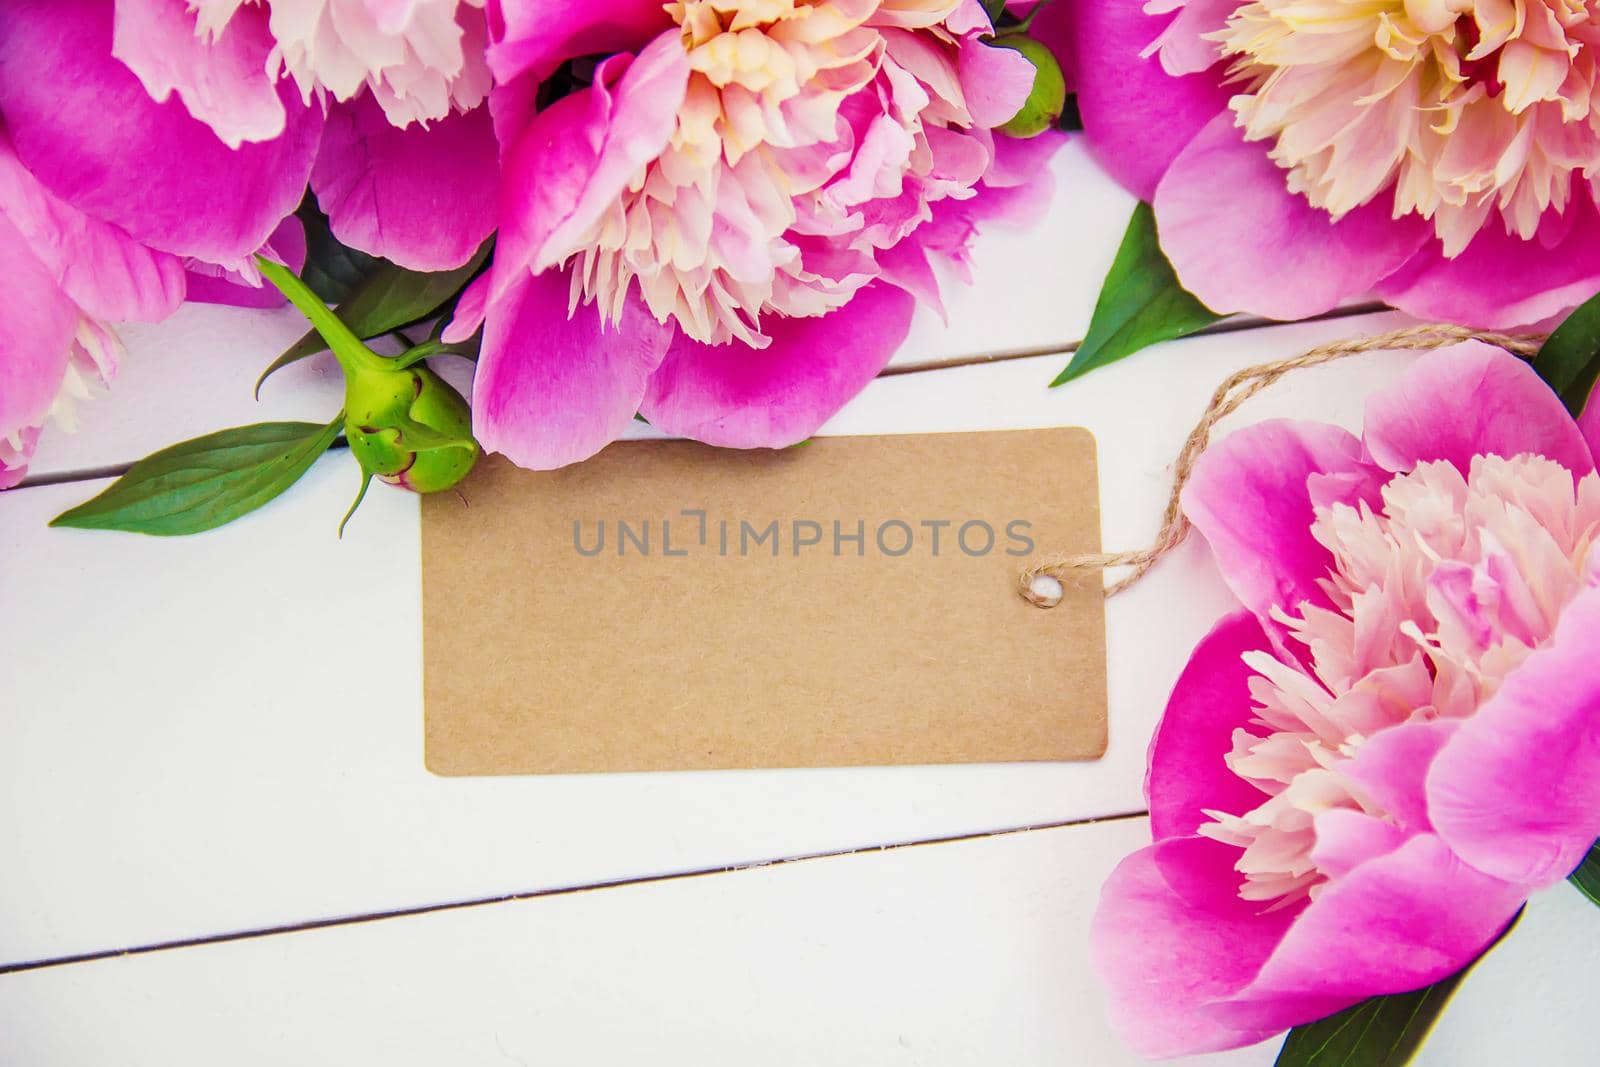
[1155,114,1431,318]
[472,266,675,470]
[0,0,323,266]
[958,37,1037,129]
[1212,834,1525,1033]
[639,284,917,449]
[312,94,498,272]
[0,213,80,449]
[111,0,285,149]
[1182,419,1384,628]
[1072,0,1230,200]
[1091,836,1297,1058]
[1149,611,1278,841]
[441,272,491,344]
[1428,584,1600,887]
[1363,341,1596,476]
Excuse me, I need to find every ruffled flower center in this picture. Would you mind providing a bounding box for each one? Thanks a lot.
[1202,454,1600,906]
[1214,0,1600,255]
[565,0,995,346]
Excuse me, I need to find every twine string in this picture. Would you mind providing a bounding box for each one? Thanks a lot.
[1020,323,1546,607]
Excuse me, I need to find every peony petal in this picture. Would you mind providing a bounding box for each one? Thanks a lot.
[958,37,1037,129]
[1309,809,1412,881]
[494,32,689,293]
[1148,611,1278,841]
[1363,341,1596,476]
[486,0,670,84]
[1212,834,1525,1033]
[0,0,322,266]
[472,266,675,470]
[1071,1,1230,200]
[0,134,186,324]
[639,284,917,449]
[312,94,498,272]
[441,272,491,344]
[1182,419,1384,630]
[0,213,79,447]
[1427,583,1600,887]
[1091,835,1296,1058]
[1336,719,1460,833]
[1375,197,1600,329]
[111,0,285,149]
[183,216,306,309]
[1154,114,1430,318]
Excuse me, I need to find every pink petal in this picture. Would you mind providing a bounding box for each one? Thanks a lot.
[639,284,917,449]
[1181,419,1384,630]
[1154,114,1430,318]
[111,0,285,149]
[486,0,670,84]
[1149,611,1278,841]
[1091,835,1297,1058]
[0,0,322,266]
[1376,197,1600,329]
[1427,584,1600,887]
[472,266,675,470]
[1336,719,1461,833]
[441,272,491,344]
[184,217,306,309]
[1363,341,1596,476]
[1006,1,1075,91]
[1212,834,1525,1033]
[494,32,689,294]
[312,94,498,272]
[1072,0,1230,200]
[958,37,1037,129]
[0,213,79,447]
[0,134,186,324]
[1309,810,1412,881]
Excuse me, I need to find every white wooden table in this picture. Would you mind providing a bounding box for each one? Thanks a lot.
[3,142,1594,1065]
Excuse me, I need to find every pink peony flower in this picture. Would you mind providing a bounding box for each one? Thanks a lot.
[1073,2,1600,327]
[1091,342,1600,1057]
[449,0,1063,469]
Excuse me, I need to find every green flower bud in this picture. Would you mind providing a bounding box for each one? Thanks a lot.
[992,36,1068,139]
[345,364,478,494]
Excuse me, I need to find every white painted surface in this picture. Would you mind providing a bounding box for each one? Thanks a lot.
[1,818,1590,1066]
[1,312,1421,964]
[22,141,1135,482]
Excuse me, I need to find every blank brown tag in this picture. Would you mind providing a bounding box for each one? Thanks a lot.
[422,428,1106,775]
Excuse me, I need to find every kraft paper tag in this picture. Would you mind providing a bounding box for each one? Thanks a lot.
[422,427,1107,775]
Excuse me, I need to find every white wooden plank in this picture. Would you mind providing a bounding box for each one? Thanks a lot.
[20,141,1135,481]
[2,819,1589,1066]
[0,312,1421,962]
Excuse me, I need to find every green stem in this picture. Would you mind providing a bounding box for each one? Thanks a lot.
[255,256,387,376]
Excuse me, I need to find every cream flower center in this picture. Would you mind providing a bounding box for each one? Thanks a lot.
[1216,0,1600,254]
[1202,455,1600,906]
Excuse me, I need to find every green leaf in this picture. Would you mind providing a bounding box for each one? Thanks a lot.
[51,419,344,536]
[1532,288,1600,416]
[1275,909,1522,1067]
[256,239,492,397]
[1052,201,1223,387]
[1570,839,1600,907]
[295,197,382,303]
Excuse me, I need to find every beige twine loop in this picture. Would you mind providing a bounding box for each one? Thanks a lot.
[1020,323,1546,607]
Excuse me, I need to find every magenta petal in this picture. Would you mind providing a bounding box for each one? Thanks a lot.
[1337,719,1461,833]
[0,135,185,324]
[1363,341,1596,476]
[487,0,670,84]
[0,213,79,444]
[472,267,675,470]
[640,284,917,449]
[1155,114,1430,318]
[312,95,498,272]
[1091,836,1295,1058]
[1376,197,1600,328]
[1213,834,1525,1032]
[111,0,284,149]
[184,217,305,309]
[495,32,689,290]
[1149,611,1276,841]
[0,0,322,265]
[1182,419,1383,628]
[1428,584,1600,887]
[1071,1,1230,200]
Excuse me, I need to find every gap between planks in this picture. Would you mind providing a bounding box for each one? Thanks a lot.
[0,810,1150,977]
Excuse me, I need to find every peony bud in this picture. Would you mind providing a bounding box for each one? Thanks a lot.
[992,36,1067,139]
[344,363,478,494]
